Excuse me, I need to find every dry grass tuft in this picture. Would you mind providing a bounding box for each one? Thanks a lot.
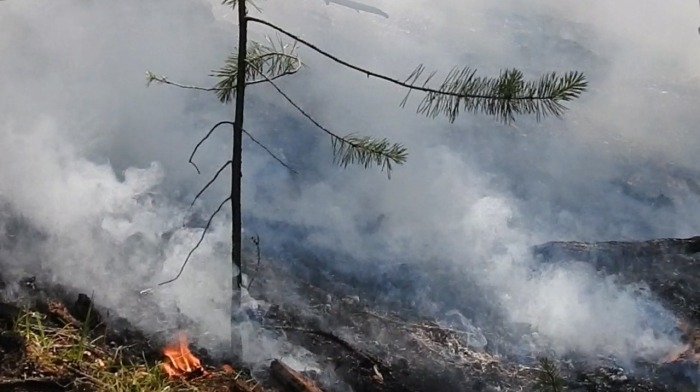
[11,308,262,392]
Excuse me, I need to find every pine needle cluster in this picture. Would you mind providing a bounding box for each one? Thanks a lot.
[332,135,407,178]
[403,65,587,123]
[212,36,301,103]
[154,5,588,175]
[535,357,566,392]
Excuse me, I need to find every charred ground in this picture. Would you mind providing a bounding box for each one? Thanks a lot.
[1,235,700,391]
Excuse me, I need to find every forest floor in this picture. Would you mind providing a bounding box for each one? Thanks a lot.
[2,237,700,391]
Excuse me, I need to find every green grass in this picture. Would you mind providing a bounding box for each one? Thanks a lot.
[10,307,260,392]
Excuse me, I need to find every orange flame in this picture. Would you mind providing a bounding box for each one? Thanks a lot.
[661,344,692,364]
[161,332,207,378]
[661,319,700,364]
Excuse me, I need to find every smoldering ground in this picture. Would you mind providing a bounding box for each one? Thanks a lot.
[1,0,700,369]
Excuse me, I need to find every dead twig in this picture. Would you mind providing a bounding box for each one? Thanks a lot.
[265,325,382,368]
[242,129,297,173]
[46,299,82,329]
[270,359,325,392]
[188,121,295,176]
[245,234,262,290]
[360,309,471,336]
[189,121,234,174]
[190,160,232,208]
[68,365,106,388]
[243,62,363,151]
[158,196,231,286]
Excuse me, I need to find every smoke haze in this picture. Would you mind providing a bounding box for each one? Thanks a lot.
[1,0,700,366]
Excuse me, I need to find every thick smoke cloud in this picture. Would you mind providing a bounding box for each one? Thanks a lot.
[1,0,700,365]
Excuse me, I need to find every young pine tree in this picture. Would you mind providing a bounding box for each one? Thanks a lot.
[149,0,588,356]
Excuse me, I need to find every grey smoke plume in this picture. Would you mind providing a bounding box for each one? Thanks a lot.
[1,0,700,366]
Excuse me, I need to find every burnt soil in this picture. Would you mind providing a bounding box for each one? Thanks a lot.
[2,236,700,391]
[244,236,700,392]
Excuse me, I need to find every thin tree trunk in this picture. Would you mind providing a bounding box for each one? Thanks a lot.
[231,0,247,356]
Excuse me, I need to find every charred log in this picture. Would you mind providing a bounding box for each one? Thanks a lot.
[270,360,325,392]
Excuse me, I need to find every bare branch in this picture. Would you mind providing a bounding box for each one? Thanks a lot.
[190,160,232,208]
[147,56,298,96]
[158,196,231,286]
[146,71,218,92]
[241,129,297,173]
[188,119,295,175]
[244,234,262,289]
[190,121,235,174]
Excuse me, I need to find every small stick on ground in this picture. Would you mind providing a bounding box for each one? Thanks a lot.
[46,299,82,329]
[360,309,473,336]
[270,359,325,392]
[266,325,382,368]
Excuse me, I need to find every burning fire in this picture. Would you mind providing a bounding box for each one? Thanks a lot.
[661,320,700,364]
[161,332,207,378]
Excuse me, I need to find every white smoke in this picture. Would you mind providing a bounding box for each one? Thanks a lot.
[1,0,700,365]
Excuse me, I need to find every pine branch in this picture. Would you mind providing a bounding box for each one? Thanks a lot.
[535,357,566,392]
[413,66,587,123]
[246,17,587,123]
[212,37,302,103]
[249,63,407,177]
[146,43,300,98]
[332,135,407,177]
[148,38,302,104]
[222,0,261,12]
[150,68,401,174]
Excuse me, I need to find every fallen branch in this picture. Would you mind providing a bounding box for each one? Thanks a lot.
[266,325,382,369]
[360,309,472,336]
[46,299,82,329]
[270,359,325,392]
